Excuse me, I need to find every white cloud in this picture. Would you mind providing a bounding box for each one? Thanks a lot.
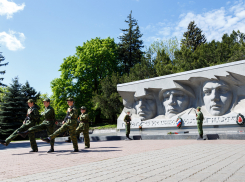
[0,30,25,51]
[0,0,25,19]
[143,1,245,43]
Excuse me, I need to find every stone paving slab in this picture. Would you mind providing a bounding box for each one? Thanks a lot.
[1,140,245,181]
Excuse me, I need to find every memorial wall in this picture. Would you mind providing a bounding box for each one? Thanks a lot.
[117,60,245,129]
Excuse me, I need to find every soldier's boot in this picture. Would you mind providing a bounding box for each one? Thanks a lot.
[125,134,129,140]
[201,134,206,140]
[0,140,8,146]
[18,130,29,138]
[41,137,51,143]
[65,138,71,143]
[72,149,79,152]
[47,146,54,153]
[128,135,133,140]
[29,149,38,152]
[197,134,203,140]
[85,145,90,149]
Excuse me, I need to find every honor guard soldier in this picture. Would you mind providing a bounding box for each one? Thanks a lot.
[0,99,39,152]
[41,97,79,152]
[76,106,90,148]
[196,106,205,140]
[124,111,132,140]
[19,98,57,153]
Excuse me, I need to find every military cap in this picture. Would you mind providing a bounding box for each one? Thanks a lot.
[27,99,34,103]
[81,106,86,110]
[66,97,74,101]
[196,106,201,110]
[43,98,50,102]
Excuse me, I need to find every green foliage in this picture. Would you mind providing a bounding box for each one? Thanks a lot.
[21,81,40,110]
[118,10,144,74]
[122,57,157,82]
[92,72,122,123]
[0,52,8,87]
[181,21,206,51]
[149,37,180,61]
[155,49,175,76]
[174,30,245,72]
[90,124,117,130]
[0,77,26,139]
[51,37,120,120]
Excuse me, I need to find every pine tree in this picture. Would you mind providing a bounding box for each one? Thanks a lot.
[21,81,41,104]
[0,52,8,87]
[118,11,144,74]
[0,77,26,139]
[154,49,174,76]
[181,21,206,51]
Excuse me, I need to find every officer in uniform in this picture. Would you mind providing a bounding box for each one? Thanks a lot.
[196,106,205,140]
[41,98,79,152]
[0,99,39,152]
[124,111,132,140]
[19,98,57,153]
[76,106,90,148]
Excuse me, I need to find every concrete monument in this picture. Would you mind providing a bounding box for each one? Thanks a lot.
[117,60,245,130]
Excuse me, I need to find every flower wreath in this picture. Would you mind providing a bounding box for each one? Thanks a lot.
[236,113,245,125]
[176,117,183,129]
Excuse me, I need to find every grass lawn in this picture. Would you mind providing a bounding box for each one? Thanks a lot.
[89,123,117,130]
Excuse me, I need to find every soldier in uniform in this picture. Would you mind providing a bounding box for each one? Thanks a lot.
[196,107,205,140]
[41,98,79,152]
[124,111,132,140]
[0,99,39,152]
[18,98,57,153]
[76,106,90,148]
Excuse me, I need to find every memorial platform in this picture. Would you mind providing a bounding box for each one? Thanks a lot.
[1,140,245,181]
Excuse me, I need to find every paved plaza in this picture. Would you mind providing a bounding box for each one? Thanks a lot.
[1,140,245,182]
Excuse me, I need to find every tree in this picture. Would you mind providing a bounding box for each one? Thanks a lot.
[21,81,40,104]
[0,52,8,87]
[149,37,180,61]
[154,49,175,76]
[118,11,144,74]
[51,37,120,120]
[92,72,123,123]
[181,21,206,51]
[0,77,26,139]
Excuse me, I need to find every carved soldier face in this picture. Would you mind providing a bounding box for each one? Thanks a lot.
[163,89,190,118]
[135,94,157,120]
[203,80,232,116]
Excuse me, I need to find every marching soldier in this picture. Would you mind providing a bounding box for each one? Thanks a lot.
[18,98,57,153]
[196,106,205,140]
[41,98,79,152]
[0,99,39,152]
[124,111,132,140]
[76,106,90,148]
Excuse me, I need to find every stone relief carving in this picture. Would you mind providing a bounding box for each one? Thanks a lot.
[134,93,157,121]
[202,80,233,116]
[117,60,245,129]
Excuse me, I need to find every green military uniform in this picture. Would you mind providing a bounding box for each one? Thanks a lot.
[124,114,131,139]
[28,104,56,149]
[48,105,78,150]
[5,101,39,151]
[76,107,90,148]
[196,107,204,139]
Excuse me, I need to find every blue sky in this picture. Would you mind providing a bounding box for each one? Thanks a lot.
[0,0,244,95]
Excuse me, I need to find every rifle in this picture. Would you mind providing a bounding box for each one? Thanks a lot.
[194,109,197,116]
[23,108,33,124]
[63,105,74,123]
